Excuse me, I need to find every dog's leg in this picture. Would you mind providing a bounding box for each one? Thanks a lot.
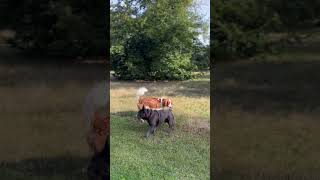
[169,120,174,129]
[168,115,175,134]
[146,126,156,138]
[146,127,152,138]
[167,121,173,135]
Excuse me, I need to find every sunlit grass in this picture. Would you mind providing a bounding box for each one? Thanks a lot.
[110,74,210,179]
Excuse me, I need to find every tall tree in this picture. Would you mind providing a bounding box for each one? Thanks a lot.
[111,0,202,80]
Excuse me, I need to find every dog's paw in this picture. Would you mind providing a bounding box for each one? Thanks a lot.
[145,133,150,138]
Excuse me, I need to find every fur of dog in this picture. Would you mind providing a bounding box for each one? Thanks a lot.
[86,112,109,154]
[87,136,109,180]
[137,107,175,137]
[136,87,173,110]
[83,82,109,179]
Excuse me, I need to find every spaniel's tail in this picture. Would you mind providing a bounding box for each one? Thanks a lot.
[136,87,148,99]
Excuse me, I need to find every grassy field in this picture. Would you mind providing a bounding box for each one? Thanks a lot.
[0,42,106,179]
[110,73,210,179]
[213,30,320,179]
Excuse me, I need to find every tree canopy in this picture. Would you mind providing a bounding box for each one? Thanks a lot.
[6,0,107,57]
[212,0,320,62]
[111,0,209,80]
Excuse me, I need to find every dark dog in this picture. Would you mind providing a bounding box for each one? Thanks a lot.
[137,107,175,137]
[87,136,109,180]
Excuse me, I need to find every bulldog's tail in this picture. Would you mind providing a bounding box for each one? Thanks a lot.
[136,87,148,99]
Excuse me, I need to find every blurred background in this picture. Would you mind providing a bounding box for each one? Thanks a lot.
[0,0,107,179]
[212,0,320,179]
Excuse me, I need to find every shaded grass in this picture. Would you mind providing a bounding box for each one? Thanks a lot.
[110,77,210,179]
[0,156,88,180]
[214,109,320,179]
[213,31,320,179]
[0,44,106,179]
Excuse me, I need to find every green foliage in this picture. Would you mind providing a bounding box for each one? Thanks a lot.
[212,0,320,62]
[8,0,106,57]
[192,41,209,70]
[212,0,281,61]
[268,0,320,29]
[111,0,200,80]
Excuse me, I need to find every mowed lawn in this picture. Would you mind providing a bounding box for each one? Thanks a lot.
[110,73,210,179]
[0,44,106,179]
[213,31,320,179]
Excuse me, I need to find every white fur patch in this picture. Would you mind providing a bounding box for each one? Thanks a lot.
[136,87,148,98]
[83,81,109,129]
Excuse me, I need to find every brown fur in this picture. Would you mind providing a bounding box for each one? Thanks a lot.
[137,96,173,110]
[87,112,109,154]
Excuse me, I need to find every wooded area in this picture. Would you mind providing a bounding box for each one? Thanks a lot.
[0,0,210,80]
[0,0,107,57]
[111,0,209,80]
[1,0,319,80]
[212,0,320,61]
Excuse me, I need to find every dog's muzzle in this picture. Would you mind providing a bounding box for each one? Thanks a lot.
[136,114,145,123]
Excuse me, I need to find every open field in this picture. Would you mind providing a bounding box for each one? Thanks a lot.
[0,44,106,179]
[110,73,210,179]
[213,31,320,179]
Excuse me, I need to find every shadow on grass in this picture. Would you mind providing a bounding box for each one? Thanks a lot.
[111,80,209,97]
[0,45,106,87]
[111,111,137,117]
[0,155,89,179]
[213,38,320,179]
[167,80,209,97]
[213,61,320,113]
[215,170,320,180]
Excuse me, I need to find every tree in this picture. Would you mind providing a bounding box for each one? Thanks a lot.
[111,0,201,80]
[8,0,107,57]
[212,0,282,61]
[211,0,320,62]
[192,40,209,70]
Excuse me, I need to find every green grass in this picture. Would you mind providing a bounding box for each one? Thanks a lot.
[110,77,210,179]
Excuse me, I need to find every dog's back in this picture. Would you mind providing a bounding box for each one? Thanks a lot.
[136,87,173,110]
[138,97,162,109]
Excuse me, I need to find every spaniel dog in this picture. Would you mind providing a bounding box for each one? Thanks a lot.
[83,82,109,179]
[136,87,173,110]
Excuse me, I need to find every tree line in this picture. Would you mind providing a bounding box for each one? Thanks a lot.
[1,0,209,80]
[110,0,209,80]
[212,0,320,61]
[3,0,318,80]
[1,0,107,57]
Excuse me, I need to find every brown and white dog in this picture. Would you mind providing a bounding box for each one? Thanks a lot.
[83,82,109,179]
[136,87,173,110]
[86,112,109,153]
